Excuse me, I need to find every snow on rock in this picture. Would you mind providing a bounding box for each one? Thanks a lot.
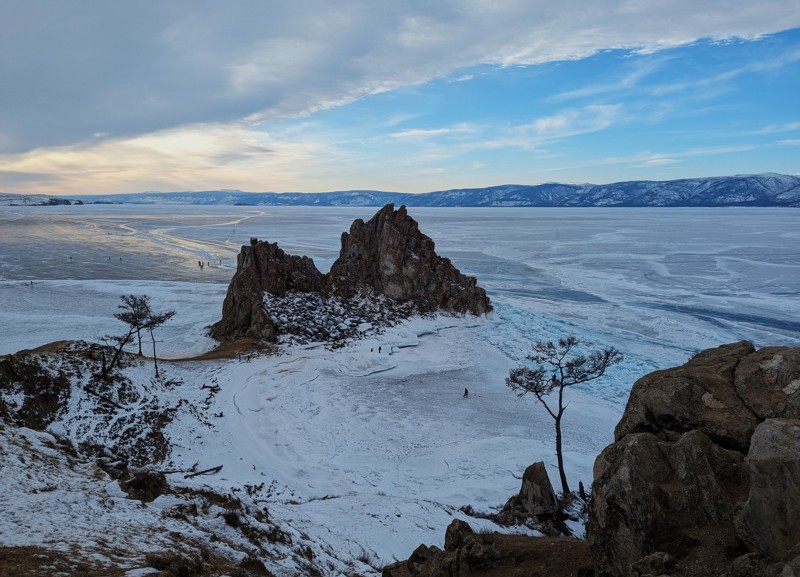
[265,289,418,346]
[211,204,491,343]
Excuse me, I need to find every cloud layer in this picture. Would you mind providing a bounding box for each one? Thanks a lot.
[1,1,799,193]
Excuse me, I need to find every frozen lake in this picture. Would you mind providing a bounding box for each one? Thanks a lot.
[1,204,798,361]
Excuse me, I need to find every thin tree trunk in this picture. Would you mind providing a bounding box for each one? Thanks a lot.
[555,414,570,496]
[150,329,159,378]
[107,331,134,378]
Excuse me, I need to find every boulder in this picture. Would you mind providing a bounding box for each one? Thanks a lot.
[494,461,566,534]
[589,429,747,577]
[588,341,800,577]
[518,461,559,516]
[737,418,800,561]
[444,519,474,552]
[613,341,758,451]
[404,532,504,577]
[734,347,800,420]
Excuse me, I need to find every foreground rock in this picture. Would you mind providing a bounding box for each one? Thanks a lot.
[211,204,491,343]
[382,519,593,577]
[588,341,800,577]
[494,461,585,536]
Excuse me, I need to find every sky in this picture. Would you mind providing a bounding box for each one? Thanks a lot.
[1,1,799,196]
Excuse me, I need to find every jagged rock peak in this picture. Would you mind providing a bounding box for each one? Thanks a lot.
[329,204,491,316]
[211,204,491,343]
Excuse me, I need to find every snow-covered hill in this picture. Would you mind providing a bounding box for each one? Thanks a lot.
[0,193,76,206]
[2,313,585,576]
[24,172,800,207]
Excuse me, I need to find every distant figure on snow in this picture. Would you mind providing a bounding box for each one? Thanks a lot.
[464,388,469,398]
[378,346,382,353]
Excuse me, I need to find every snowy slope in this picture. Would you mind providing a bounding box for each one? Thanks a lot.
[1,204,798,575]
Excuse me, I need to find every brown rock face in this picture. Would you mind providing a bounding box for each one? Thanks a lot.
[329,204,491,316]
[588,341,800,577]
[385,520,593,577]
[518,461,559,516]
[734,346,800,419]
[737,418,800,562]
[210,239,324,341]
[613,340,759,451]
[211,205,491,342]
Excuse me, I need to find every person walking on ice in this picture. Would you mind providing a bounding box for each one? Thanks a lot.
[464,387,469,398]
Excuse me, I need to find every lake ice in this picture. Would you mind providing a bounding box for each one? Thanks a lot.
[0,204,798,565]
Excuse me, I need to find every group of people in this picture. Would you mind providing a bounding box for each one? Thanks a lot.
[198,259,224,270]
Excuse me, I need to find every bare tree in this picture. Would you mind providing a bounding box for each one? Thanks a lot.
[506,335,622,496]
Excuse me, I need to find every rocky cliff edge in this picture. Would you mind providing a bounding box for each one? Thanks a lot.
[588,341,800,577]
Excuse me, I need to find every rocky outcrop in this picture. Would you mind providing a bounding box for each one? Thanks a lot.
[495,461,576,536]
[737,418,800,562]
[588,341,800,577]
[329,204,491,316]
[210,239,324,341]
[211,204,491,342]
[383,519,593,577]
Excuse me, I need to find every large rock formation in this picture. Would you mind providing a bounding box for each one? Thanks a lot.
[210,239,325,341]
[329,204,490,315]
[588,341,800,577]
[211,204,491,342]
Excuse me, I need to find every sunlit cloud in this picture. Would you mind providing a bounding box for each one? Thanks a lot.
[0,124,339,194]
[1,2,799,193]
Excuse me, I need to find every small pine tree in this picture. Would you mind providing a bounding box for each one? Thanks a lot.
[506,335,622,496]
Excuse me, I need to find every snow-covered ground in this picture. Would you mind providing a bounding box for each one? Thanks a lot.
[1,205,798,573]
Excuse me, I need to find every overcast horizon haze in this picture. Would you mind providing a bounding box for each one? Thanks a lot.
[1,2,799,196]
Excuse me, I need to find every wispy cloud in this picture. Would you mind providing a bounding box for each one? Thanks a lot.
[1,2,798,193]
[550,59,667,102]
[389,125,477,140]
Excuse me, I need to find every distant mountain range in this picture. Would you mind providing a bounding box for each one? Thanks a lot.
[3,173,800,208]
